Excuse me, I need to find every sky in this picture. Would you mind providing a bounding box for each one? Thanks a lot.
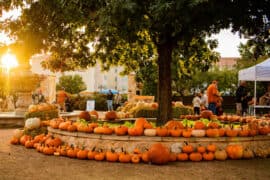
[210,29,248,57]
[0,9,248,58]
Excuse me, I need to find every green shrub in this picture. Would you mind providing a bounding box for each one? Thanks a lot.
[25,109,59,120]
[134,106,193,118]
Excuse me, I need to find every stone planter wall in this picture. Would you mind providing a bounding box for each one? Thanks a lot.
[48,127,270,153]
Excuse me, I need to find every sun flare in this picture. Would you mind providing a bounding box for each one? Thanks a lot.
[1,52,18,70]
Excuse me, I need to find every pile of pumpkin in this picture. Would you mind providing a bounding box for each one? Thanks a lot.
[48,116,270,137]
[10,132,270,165]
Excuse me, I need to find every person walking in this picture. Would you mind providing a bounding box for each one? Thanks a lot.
[207,80,221,115]
[192,93,201,115]
[106,90,114,111]
[235,81,248,115]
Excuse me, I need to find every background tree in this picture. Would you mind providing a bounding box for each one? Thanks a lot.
[1,0,270,125]
[56,74,86,94]
[237,38,270,69]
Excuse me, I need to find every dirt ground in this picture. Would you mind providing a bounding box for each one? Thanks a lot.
[1,129,270,180]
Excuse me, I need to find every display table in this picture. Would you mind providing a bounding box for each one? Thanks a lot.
[248,105,270,115]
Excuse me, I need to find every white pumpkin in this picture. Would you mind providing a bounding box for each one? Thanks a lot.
[13,129,24,139]
[25,118,41,130]
[191,129,206,137]
[144,128,157,136]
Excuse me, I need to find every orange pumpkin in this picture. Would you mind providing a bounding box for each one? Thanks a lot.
[208,122,219,129]
[203,152,215,161]
[225,129,239,137]
[148,143,170,165]
[177,153,189,161]
[19,135,32,145]
[134,117,148,129]
[144,122,153,129]
[206,144,216,152]
[189,152,202,162]
[258,127,270,135]
[169,128,182,137]
[194,121,206,130]
[106,151,119,162]
[79,111,91,121]
[43,146,55,155]
[94,126,105,134]
[89,123,99,129]
[94,152,106,161]
[25,140,35,148]
[67,124,77,132]
[238,129,250,137]
[119,153,131,163]
[102,126,114,135]
[214,149,227,161]
[156,127,169,137]
[87,148,98,160]
[59,121,70,131]
[105,111,117,121]
[50,120,61,129]
[10,137,19,145]
[131,154,141,164]
[60,146,67,156]
[165,120,184,129]
[169,153,177,162]
[45,137,62,147]
[33,134,45,143]
[128,127,144,136]
[200,110,213,119]
[141,151,149,163]
[77,149,89,159]
[206,128,219,137]
[242,148,254,159]
[89,110,99,119]
[115,126,128,136]
[67,148,78,158]
[182,129,192,138]
[182,143,194,154]
[226,144,243,159]
[197,145,206,154]
[218,128,226,137]
[249,129,258,137]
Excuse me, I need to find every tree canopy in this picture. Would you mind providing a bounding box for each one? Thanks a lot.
[1,0,270,125]
[56,74,87,94]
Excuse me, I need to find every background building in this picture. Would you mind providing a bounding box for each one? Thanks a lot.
[30,54,129,94]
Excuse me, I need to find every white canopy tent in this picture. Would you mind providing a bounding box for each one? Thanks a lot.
[238,58,270,115]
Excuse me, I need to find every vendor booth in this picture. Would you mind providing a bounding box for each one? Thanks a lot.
[238,58,270,115]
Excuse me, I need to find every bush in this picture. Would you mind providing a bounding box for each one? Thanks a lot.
[25,109,59,120]
[134,107,193,118]
[70,93,107,111]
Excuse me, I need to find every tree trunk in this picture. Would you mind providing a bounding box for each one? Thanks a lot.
[156,42,173,126]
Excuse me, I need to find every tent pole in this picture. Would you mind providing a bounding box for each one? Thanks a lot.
[254,80,256,116]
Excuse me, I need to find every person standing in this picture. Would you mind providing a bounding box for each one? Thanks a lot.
[192,93,201,115]
[56,88,68,112]
[107,90,114,111]
[235,81,248,115]
[207,80,221,115]
[200,90,208,110]
[114,93,122,110]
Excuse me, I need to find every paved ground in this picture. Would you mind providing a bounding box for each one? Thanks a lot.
[1,128,270,180]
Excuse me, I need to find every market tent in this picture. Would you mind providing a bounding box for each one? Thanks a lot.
[238,58,270,115]
[238,58,270,81]
[100,89,118,94]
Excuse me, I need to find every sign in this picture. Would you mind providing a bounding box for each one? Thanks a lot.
[86,100,95,111]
